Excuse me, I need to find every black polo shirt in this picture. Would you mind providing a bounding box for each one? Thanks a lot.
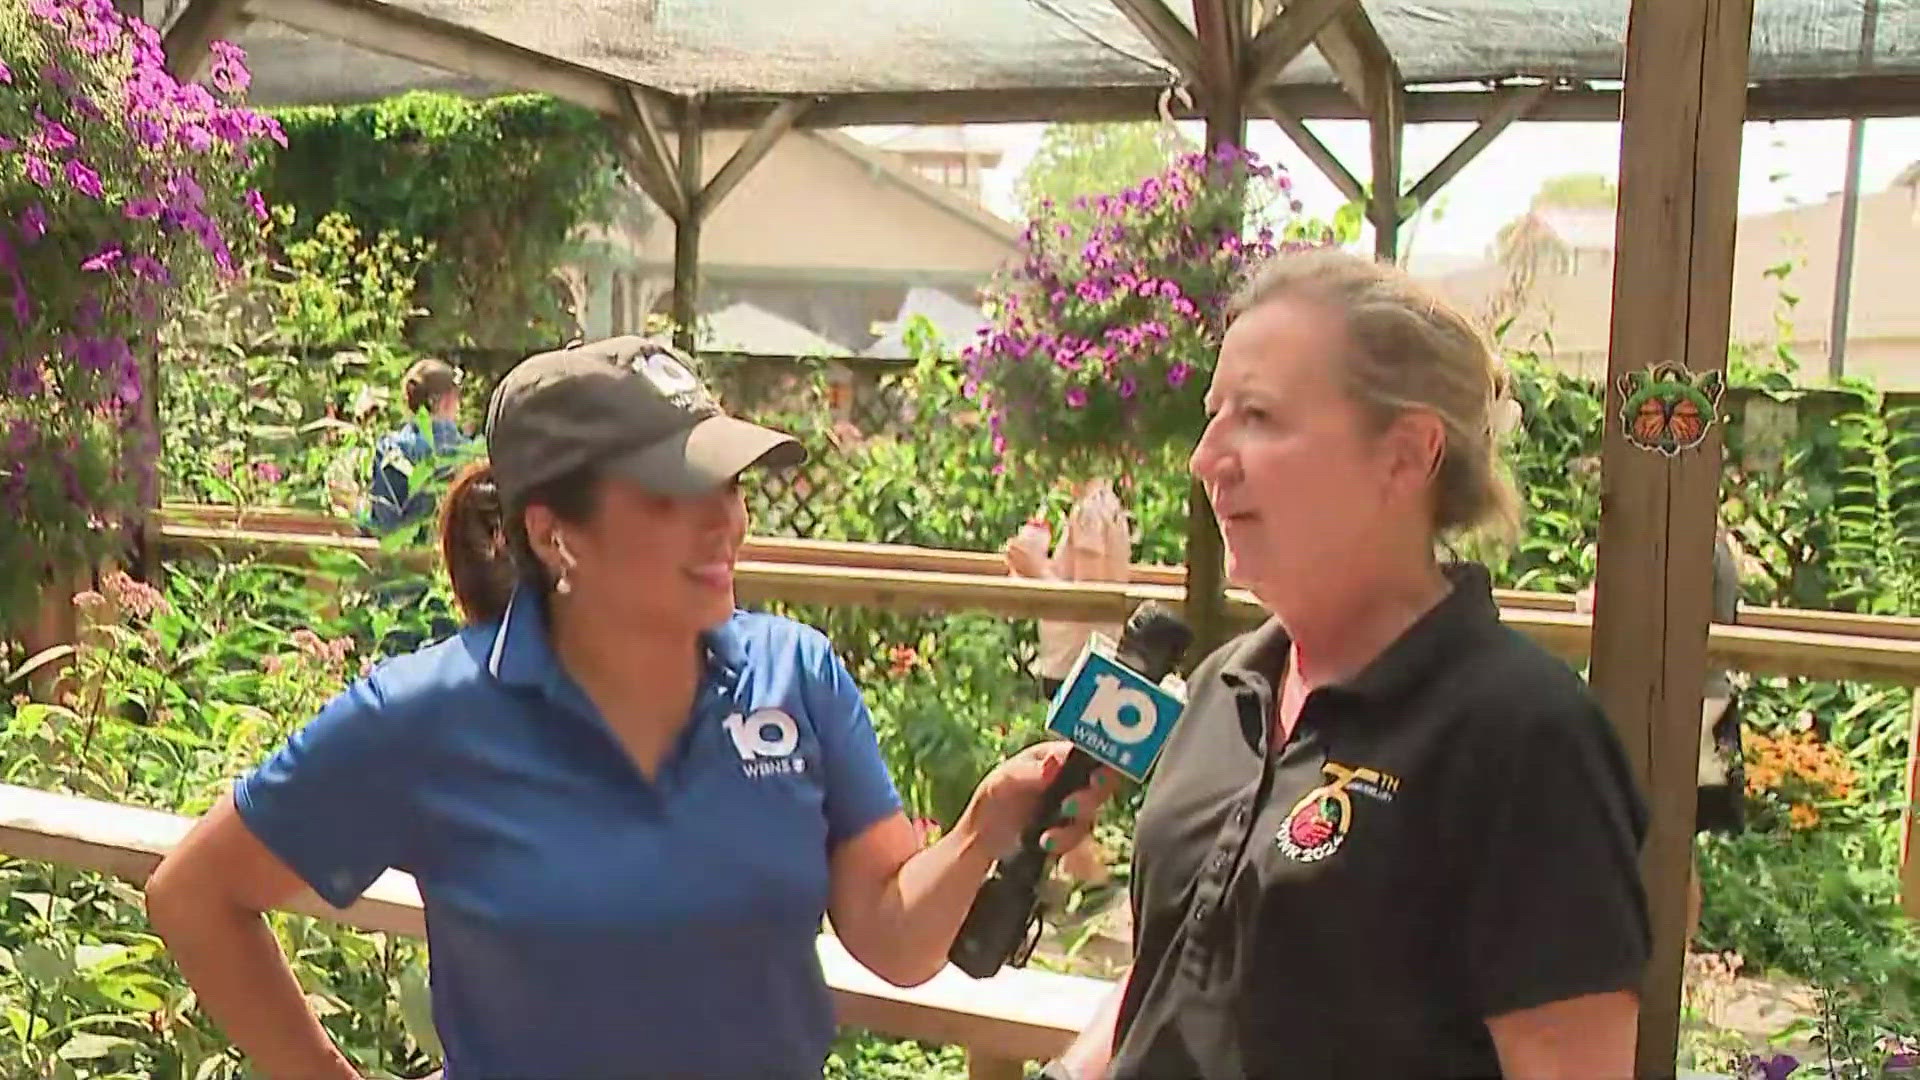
[1109,563,1650,1079]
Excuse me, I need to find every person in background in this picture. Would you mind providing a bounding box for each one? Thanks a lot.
[143,337,1115,1080]
[1577,523,1744,941]
[1004,478,1134,700]
[366,357,475,535]
[1043,249,1650,1080]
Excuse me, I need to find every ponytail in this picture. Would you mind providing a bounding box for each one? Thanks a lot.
[440,461,522,625]
[438,459,603,626]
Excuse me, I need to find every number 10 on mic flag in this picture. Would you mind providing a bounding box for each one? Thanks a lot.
[1045,634,1185,784]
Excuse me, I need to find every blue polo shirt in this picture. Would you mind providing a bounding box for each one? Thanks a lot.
[234,591,903,1078]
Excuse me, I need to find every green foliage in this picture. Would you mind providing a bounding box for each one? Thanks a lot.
[1,560,454,1078]
[1015,121,1197,221]
[1532,171,1618,207]
[254,91,621,356]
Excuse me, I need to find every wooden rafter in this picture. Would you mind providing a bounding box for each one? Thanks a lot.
[1400,82,1551,215]
[1190,0,1248,107]
[698,98,813,216]
[160,0,248,81]
[615,85,690,223]
[1254,89,1364,203]
[670,96,705,355]
[1110,0,1208,87]
[1245,0,1352,91]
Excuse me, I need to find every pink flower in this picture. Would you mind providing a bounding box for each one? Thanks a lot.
[1065,387,1088,409]
[0,61,11,84]
[24,154,54,188]
[64,158,103,199]
[1167,363,1193,388]
[81,246,123,273]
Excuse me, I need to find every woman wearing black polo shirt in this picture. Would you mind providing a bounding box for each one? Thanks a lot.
[1045,250,1650,1080]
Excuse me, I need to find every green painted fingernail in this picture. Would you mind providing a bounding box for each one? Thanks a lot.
[1062,798,1079,818]
[1041,835,1057,853]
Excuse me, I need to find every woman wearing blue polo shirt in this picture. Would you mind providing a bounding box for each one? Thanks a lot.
[145,337,1114,1079]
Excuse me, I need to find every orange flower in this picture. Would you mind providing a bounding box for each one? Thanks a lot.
[1789,803,1820,830]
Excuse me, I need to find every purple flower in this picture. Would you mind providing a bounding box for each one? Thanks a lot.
[129,254,169,283]
[245,189,267,221]
[18,205,48,241]
[1167,362,1193,388]
[0,61,11,84]
[123,197,165,221]
[7,362,46,397]
[209,41,252,95]
[1742,1053,1798,1080]
[24,155,54,188]
[1118,376,1138,400]
[35,112,78,153]
[65,158,104,199]
[254,461,284,484]
[1064,387,1088,409]
[81,246,124,273]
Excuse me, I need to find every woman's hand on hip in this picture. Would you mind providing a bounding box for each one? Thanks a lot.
[959,741,1119,857]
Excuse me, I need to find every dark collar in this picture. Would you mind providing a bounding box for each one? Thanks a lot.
[1219,561,1501,709]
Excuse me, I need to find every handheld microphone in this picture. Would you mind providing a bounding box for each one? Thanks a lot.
[948,601,1193,979]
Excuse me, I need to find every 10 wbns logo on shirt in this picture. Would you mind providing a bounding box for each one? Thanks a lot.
[724,709,806,778]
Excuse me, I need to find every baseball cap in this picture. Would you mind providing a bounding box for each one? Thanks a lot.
[483,336,806,505]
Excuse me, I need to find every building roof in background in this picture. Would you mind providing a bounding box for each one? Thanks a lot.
[699,302,844,356]
[864,286,991,359]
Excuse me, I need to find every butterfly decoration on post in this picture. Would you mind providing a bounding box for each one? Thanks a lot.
[1617,362,1726,457]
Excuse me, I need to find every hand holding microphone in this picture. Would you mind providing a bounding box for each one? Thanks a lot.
[948,601,1194,979]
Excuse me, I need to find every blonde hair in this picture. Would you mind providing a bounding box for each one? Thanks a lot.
[1226,247,1521,542]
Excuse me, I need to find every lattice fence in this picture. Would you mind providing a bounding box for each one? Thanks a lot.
[700,352,917,540]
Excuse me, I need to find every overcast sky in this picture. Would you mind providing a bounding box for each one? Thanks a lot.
[944,117,1920,265]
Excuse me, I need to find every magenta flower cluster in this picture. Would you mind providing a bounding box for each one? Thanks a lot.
[2,0,282,608]
[961,142,1319,463]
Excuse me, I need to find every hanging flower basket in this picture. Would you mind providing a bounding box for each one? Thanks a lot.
[961,142,1325,472]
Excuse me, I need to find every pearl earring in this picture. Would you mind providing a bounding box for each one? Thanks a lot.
[552,534,576,595]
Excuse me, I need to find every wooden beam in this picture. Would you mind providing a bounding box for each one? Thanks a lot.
[1245,0,1351,90]
[1300,0,1403,258]
[1401,83,1551,216]
[671,97,704,355]
[149,525,1920,686]
[617,85,690,224]
[249,0,650,118]
[693,74,1920,130]
[1255,89,1364,203]
[1587,0,1754,1067]
[153,507,1920,643]
[697,99,812,219]
[0,783,1111,1067]
[161,0,248,81]
[1109,0,1208,86]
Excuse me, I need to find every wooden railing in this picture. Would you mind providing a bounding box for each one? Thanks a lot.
[0,782,1105,1079]
[154,506,1920,686]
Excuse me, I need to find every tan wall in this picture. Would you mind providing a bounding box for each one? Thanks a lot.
[1424,183,1920,391]
[633,132,1017,277]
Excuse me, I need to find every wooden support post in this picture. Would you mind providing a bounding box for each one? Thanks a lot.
[1183,0,1250,662]
[160,0,248,81]
[672,97,704,356]
[1305,4,1403,260]
[1401,83,1551,214]
[1588,0,1753,1070]
[1245,0,1352,90]
[1901,690,1920,919]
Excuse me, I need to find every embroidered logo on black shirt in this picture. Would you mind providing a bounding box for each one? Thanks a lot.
[1276,762,1401,863]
